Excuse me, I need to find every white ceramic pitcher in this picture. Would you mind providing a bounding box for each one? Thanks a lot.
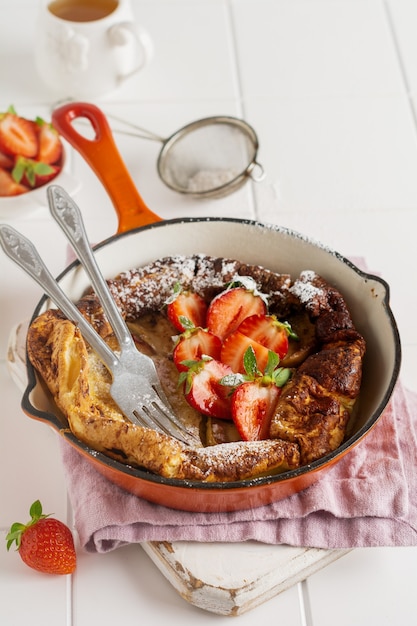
[34,0,153,98]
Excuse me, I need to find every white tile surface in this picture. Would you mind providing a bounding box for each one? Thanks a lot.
[233,0,405,98]
[74,544,303,625]
[0,529,69,626]
[0,0,416,624]
[307,547,417,625]
[118,0,239,102]
[0,365,68,527]
[387,0,417,95]
[249,94,417,213]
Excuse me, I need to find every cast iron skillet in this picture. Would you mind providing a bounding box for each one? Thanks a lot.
[21,102,401,512]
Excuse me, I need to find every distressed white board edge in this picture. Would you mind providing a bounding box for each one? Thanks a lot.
[141,541,350,616]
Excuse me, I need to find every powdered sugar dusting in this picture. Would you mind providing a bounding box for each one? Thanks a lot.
[108,254,243,319]
[290,270,323,307]
[194,439,273,462]
[185,438,294,480]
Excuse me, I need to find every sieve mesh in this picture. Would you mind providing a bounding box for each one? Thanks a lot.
[157,118,259,196]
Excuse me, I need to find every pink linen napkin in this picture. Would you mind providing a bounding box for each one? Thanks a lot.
[59,381,417,551]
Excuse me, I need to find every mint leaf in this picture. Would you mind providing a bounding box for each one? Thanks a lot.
[264,350,280,376]
[273,367,292,388]
[33,162,54,176]
[243,345,259,377]
[11,159,26,183]
[178,315,195,330]
[164,281,182,305]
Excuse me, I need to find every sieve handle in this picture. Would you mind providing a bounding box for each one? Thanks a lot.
[52,102,161,233]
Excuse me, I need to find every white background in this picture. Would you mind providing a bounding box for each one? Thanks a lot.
[0,1,416,624]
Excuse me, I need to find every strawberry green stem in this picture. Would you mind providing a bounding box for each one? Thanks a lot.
[5,500,51,551]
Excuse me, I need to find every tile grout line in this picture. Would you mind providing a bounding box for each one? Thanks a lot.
[383,0,417,137]
[224,1,245,120]
[298,580,314,626]
[67,573,74,626]
[225,0,258,220]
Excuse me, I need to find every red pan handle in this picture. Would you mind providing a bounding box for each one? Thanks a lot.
[52,102,162,233]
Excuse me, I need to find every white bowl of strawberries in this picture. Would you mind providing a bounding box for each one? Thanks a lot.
[0,106,79,217]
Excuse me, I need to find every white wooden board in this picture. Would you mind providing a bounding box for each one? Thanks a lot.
[141,541,349,615]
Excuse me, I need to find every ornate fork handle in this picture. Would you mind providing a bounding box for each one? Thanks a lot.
[0,223,117,372]
[47,185,135,353]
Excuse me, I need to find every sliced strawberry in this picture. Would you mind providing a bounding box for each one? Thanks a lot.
[173,328,221,372]
[220,331,271,374]
[0,167,29,196]
[237,314,290,359]
[220,346,292,440]
[181,358,233,419]
[206,286,267,341]
[37,121,63,164]
[167,287,207,332]
[0,112,38,158]
[231,381,281,441]
[0,150,13,170]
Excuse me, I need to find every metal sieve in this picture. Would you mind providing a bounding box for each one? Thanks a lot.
[92,112,265,199]
[157,116,264,198]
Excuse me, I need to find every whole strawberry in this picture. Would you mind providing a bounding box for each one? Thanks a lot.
[6,500,76,575]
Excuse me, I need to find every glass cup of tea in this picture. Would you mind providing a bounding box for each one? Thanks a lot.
[34,0,153,98]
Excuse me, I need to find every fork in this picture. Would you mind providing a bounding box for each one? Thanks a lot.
[0,186,198,446]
